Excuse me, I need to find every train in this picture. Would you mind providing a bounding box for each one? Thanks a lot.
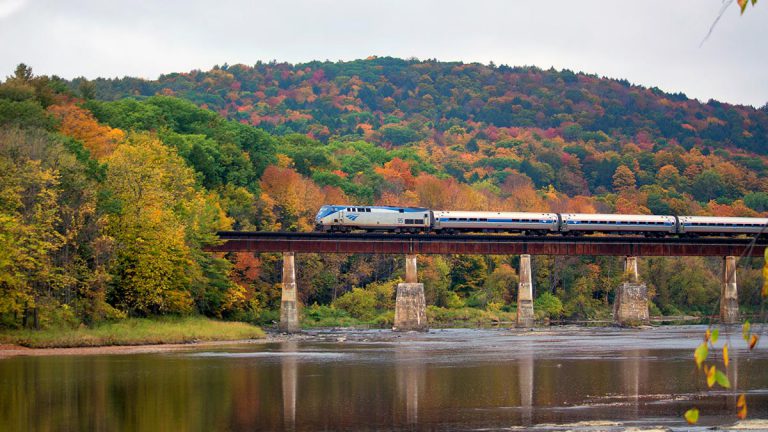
[314,205,768,237]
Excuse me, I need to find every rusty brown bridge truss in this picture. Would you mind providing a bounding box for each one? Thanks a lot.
[210,231,768,257]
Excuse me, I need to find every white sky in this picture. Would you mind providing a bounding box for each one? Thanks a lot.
[0,0,766,107]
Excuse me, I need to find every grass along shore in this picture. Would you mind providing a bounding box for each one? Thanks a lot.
[0,317,265,349]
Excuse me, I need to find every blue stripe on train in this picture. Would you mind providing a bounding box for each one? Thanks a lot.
[438,218,554,223]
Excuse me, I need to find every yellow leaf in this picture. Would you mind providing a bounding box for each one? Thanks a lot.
[706,365,716,388]
[711,328,719,344]
[762,278,768,298]
[723,344,729,368]
[684,407,700,424]
[737,394,747,420]
[743,321,751,341]
[705,328,711,343]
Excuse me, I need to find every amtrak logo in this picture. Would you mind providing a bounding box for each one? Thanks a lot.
[347,214,359,221]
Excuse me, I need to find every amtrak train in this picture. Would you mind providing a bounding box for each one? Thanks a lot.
[314,205,768,237]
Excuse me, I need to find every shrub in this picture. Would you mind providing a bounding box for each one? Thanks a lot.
[302,303,361,327]
[648,302,662,317]
[534,292,564,320]
[372,311,395,327]
[444,292,465,309]
[332,288,377,320]
[366,279,397,310]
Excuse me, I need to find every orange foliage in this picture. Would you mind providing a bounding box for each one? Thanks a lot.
[48,103,125,159]
[260,165,348,231]
[232,252,260,284]
[567,196,598,213]
[706,200,758,217]
[615,194,650,215]
[374,157,415,192]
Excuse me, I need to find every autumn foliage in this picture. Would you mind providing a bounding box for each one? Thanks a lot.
[2,61,768,330]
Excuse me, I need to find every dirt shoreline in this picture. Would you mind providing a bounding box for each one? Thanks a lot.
[0,339,261,358]
[0,331,321,358]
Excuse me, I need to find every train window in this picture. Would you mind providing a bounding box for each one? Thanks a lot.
[366,208,371,212]
[449,218,456,221]
[459,218,467,221]
[469,218,477,221]
[480,218,487,222]
[399,209,404,213]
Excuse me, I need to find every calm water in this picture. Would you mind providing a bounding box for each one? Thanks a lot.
[1,326,767,431]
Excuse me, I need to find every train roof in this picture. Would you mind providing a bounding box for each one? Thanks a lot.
[561,213,674,220]
[679,216,768,224]
[433,210,556,217]
[325,205,429,211]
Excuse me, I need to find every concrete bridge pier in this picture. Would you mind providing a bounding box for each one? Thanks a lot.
[613,256,649,326]
[720,256,739,324]
[516,254,535,327]
[280,252,301,333]
[393,254,428,332]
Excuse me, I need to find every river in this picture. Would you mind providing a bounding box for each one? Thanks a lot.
[1,326,766,431]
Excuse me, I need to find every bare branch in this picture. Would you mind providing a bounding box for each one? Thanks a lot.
[701,0,735,47]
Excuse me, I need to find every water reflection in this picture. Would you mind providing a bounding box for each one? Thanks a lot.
[395,344,425,426]
[281,341,297,431]
[519,341,534,426]
[0,327,766,431]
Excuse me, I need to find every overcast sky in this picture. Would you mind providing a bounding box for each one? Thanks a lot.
[1,0,766,107]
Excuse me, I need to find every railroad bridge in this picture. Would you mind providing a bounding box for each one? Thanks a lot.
[209,232,767,330]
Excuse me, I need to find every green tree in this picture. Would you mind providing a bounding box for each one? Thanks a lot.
[450,255,487,298]
[482,263,518,307]
[744,192,768,212]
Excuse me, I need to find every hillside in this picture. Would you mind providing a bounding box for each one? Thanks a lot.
[79,58,768,215]
[86,58,768,153]
[1,60,767,331]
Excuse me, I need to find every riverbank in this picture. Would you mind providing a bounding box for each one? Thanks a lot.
[0,317,265,350]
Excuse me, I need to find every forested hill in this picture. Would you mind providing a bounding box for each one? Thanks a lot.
[83,57,768,154]
[2,60,768,330]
